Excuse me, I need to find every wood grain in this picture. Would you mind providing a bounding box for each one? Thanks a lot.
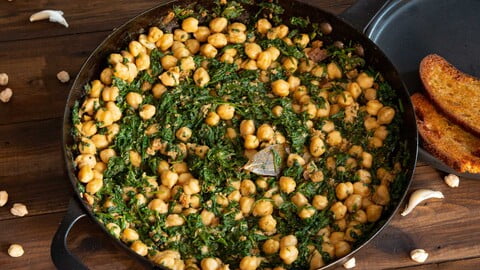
[1,0,480,269]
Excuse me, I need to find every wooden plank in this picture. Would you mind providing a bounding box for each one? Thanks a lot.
[391,257,480,270]
[0,118,71,220]
[0,0,354,42]
[0,31,109,125]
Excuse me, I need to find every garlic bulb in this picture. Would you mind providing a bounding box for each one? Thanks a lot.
[401,189,444,216]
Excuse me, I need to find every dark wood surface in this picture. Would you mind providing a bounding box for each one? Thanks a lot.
[0,1,479,269]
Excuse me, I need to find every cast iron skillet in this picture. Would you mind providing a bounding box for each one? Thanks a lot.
[51,0,418,269]
[347,0,480,179]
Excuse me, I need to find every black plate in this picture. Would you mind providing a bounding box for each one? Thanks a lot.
[365,0,480,179]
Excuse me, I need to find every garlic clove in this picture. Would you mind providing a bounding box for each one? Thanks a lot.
[30,10,69,28]
[444,174,459,188]
[410,249,428,263]
[401,189,444,216]
[0,88,13,103]
[343,257,356,269]
[57,70,70,83]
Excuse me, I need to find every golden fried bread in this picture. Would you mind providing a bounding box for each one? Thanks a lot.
[411,93,480,173]
[420,54,480,136]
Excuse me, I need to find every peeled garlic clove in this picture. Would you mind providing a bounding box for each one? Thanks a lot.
[343,257,356,269]
[57,70,70,83]
[30,10,69,28]
[0,88,13,103]
[401,189,444,216]
[410,249,428,263]
[444,174,459,188]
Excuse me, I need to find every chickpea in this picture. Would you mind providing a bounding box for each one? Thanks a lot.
[329,232,345,244]
[353,182,370,197]
[311,195,328,210]
[366,100,384,116]
[128,150,141,167]
[175,126,192,142]
[135,52,150,71]
[173,29,189,42]
[161,55,178,70]
[204,111,220,126]
[279,176,296,194]
[239,196,255,214]
[377,106,395,125]
[101,86,119,102]
[157,33,174,51]
[161,170,179,188]
[75,154,96,169]
[193,26,211,43]
[150,84,166,99]
[294,34,310,48]
[240,179,256,196]
[280,235,298,248]
[272,105,283,117]
[166,214,185,227]
[121,228,139,243]
[193,67,211,87]
[201,257,221,270]
[216,104,235,120]
[78,165,94,183]
[256,18,272,34]
[86,177,103,194]
[79,137,96,154]
[91,134,109,150]
[327,62,342,79]
[105,223,121,238]
[347,82,362,99]
[345,194,363,212]
[275,24,289,38]
[337,91,354,107]
[139,104,156,120]
[88,80,103,98]
[326,130,342,146]
[280,246,298,265]
[372,184,390,205]
[131,240,148,256]
[290,192,307,207]
[244,134,259,150]
[366,204,383,222]
[309,136,326,157]
[259,214,277,232]
[128,41,145,57]
[147,27,163,43]
[356,72,374,89]
[271,79,290,97]
[364,116,379,131]
[253,200,273,217]
[244,43,262,60]
[240,120,255,136]
[265,47,280,62]
[159,69,180,87]
[126,92,143,109]
[299,207,316,219]
[209,17,228,33]
[334,241,351,258]
[330,201,347,220]
[352,209,368,224]
[361,152,373,168]
[208,33,228,48]
[242,59,258,70]
[364,87,377,101]
[336,182,354,200]
[100,68,113,85]
[255,124,273,141]
[181,17,199,33]
[287,154,305,167]
[283,57,298,73]
[80,120,97,137]
[256,51,272,70]
[316,101,331,118]
[263,239,280,254]
[239,256,262,270]
[148,198,168,214]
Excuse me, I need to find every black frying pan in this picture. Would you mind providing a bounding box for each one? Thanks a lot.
[50,0,418,269]
[345,0,480,179]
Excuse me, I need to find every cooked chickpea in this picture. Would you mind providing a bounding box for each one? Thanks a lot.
[161,170,179,188]
[139,104,156,120]
[240,179,256,196]
[131,240,148,256]
[353,182,370,197]
[136,52,150,71]
[309,136,326,157]
[263,239,280,254]
[208,33,228,48]
[272,105,283,117]
[366,100,384,115]
[364,87,377,100]
[356,72,374,89]
[280,235,298,248]
[372,184,390,205]
[337,91,354,107]
[364,116,379,131]
[161,55,178,70]
[209,17,228,33]
[102,86,119,102]
[157,33,174,51]
[294,34,310,48]
[326,130,342,146]
[91,134,109,150]
[256,18,272,34]
[316,101,331,118]
[245,43,262,60]
[86,178,103,194]
[377,106,395,125]
[253,200,273,217]
[182,17,199,33]
[334,241,351,258]
[100,68,113,85]
[126,92,143,109]
[256,51,272,70]
[216,104,235,120]
[283,57,298,72]
[366,204,383,222]
[271,79,290,97]
[312,195,328,210]
[159,69,180,86]
[327,62,342,79]
[287,154,305,167]
[128,150,141,167]
[280,246,298,265]
[148,198,168,214]
[205,111,220,126]
[193,67,211,87]
[239,256,261,270]
[361,152,373,168]
[347,82,362,99]
[345,194,362,212]
[266,46,280,61]
[299,207,316,219]
[173,29,189,42]
[256,124,274,141]
[330,201,347,220]
[78,165,94,183]
[166,214,185,227]
[244,134,260,149]
[279,176,296,194]
[175,126,192,142]
[336,182,354,200]
[239,196,255,215]
[194,26,211,42]
[147,26,163,43]
[259,214,277,232]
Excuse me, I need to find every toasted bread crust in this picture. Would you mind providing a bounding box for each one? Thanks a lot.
[420,54,480,136]
[411,93,480,173]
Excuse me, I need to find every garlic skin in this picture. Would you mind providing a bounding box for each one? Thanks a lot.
[30,10,69,28]
[343,257,356,269]
[444,174,459,188]
[410,249,428,263]
[0,88,13,103]
[401,189,444,216]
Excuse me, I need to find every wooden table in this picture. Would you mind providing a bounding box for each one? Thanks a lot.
[1,0,479,269]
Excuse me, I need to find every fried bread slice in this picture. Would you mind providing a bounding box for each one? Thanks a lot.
[411,93,480,173]
[420,54,480,136]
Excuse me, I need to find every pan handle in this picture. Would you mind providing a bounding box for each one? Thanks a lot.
[339,0,391,32]
[51,198,89,270]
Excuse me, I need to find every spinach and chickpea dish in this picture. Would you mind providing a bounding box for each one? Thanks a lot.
[71,1,408,269]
